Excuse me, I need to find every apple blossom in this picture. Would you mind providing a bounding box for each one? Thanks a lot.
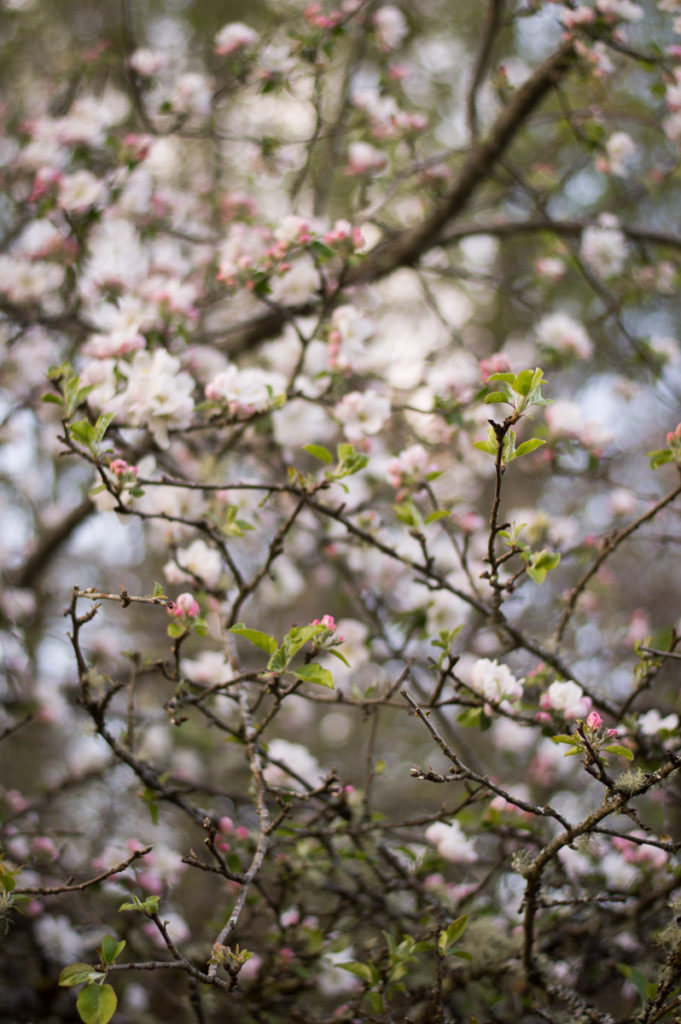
[425,821,477,863]
[214,21,259,56]
[344,140,389,175]
[468,659,524,704]
[535,312,593,360]
[580,217,628,278]
[169,592,200,619]
[334,389,391,440]
[540,680,591,720]
[3,6,681,1022]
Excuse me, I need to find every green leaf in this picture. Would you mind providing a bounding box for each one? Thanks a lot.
[76,982,117,1024]
[473,439,497,455]
[647,448,673,469]
[119,893,159,915]
[70,420,96,446]
[532,550,561,571]
[291,663,334,688]
[603,744,634,760]
[303,443,333,465]
[167,621,185,639]
[614,962,655,995]
[513,368,536,396]
[266,646,289,673]
[457,707,483,728]
[230,624,278,655]
[338,961,379,984]
[277,623,325,664]
[100,936,125,966]
[424,509,451,525]
[394,502,419,526]
[93,413,115,443]
[438,915,468,954]
[0,860,17,892]
[513,438,545,459]
[59,964,104,988]
[617,963,657,1001]
[551,734,579,745]
[526,565,547,584]
[152,581,166,598]
[487,372,516,385]
[310,239,335,261]
[331,443,369,478]
[41,392,64,405]
[484,391,510,405]
[328,647,351,667]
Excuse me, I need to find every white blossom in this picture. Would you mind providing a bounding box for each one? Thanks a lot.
[425,821,477,863]
[542,680,591,720]
[165,538,223,589]
[637,709,679,735]
[263,739,323,790]
[469,659,524,704]
[373,5,409,49]
[111,348,195,448]
[35,914,87,963]
[205,364,286,414]
[214,21,258,55]
[580,218,628,278]
[345,141,388,175]
[180,650,235,686]
[270,256,320,306]
[334,390,391,440]
[536,312,593,360]
[605,131,637,176]
[128,48,166,76]
[596,0,644,20]
[170,73,213,119]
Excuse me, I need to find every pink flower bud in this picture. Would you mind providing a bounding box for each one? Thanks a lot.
[312,614,336,631]
[170,593,200,618]
[586,711,603,730]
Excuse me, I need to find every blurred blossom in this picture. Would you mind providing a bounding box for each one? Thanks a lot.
[129,48,166,76]
[580,216,628,278]
[535,312,593,360]
[263,739,323,790]
[214,22,259,56]
[425,821,477,863]
[373,6,408,50]
[637,709,679,735]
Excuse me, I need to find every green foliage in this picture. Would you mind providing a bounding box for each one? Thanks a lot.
[230,621,336,687]
[647,446,676,469]
[617,963,658,1001]
[59,936,123,1024]
[457,706,492,731]
[76,983,117,1024]
[438,915,471,957]
[230,623,278,655]
[474,426,545,465]
[497,525,561,585]
[45,364,96,418]
[119,893,160,915]
[551,731,634,762]
[484,367,550,414]
[291,662,334,688]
